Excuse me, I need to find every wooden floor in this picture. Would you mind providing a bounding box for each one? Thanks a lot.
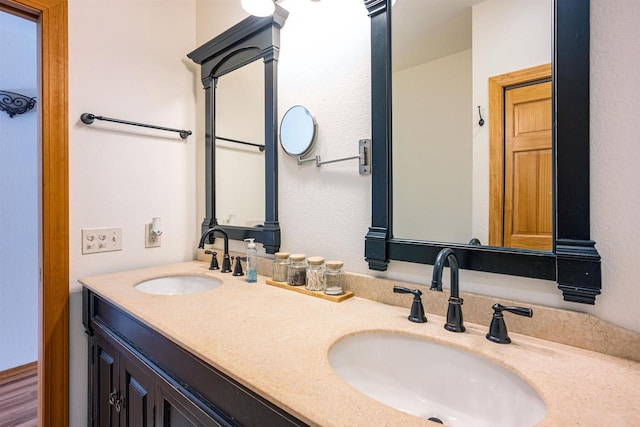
[0,362,37,427]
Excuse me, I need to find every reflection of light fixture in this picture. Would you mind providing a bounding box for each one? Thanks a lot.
[0,90,36,118]
[241,0,275,17]
[242,0,322,17]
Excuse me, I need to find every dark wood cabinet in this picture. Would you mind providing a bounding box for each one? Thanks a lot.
[119,345,155,427]
[83,288,308,427]
[91,327,158,427]
[94,333,118,426]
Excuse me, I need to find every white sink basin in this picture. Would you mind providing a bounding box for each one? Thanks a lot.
[328,333,546,427]
[134,275,222,295]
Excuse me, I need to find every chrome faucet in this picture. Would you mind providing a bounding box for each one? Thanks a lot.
[430,248,465,332]
[198,227,231,273]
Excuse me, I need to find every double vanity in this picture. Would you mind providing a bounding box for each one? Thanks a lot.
[81,261,640,426]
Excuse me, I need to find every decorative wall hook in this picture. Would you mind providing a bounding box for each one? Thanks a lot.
[477,106,485,126]
[0,90,37,118]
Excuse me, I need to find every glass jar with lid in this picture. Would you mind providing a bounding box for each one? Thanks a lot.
[305,257,325,291]
[287,254,307,286]
[324,261,345,295]
[272,252,290,282]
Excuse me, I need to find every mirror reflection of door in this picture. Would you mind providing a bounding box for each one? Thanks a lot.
[502,78,552,250]
[391,0,552,249]
[487,64,552,251]
[214,60,265,227]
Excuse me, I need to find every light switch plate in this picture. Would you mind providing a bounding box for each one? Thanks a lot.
[82,227,123,254]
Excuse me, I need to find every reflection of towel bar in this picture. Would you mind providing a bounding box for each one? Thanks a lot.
[297,139,371,175]
[80,113,192,139]
[216,136,265,152]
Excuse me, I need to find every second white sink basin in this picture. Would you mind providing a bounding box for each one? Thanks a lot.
[328,332,546,427]
[134,275,222,295]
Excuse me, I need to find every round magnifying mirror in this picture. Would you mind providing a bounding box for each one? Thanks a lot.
[280,105,316,157]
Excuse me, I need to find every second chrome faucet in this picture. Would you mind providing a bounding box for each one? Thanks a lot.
[431,248,465,333]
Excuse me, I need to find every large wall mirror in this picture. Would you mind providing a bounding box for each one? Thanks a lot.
[364,0,602,304]
[188,6,288,253]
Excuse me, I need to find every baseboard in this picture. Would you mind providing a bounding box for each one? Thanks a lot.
[0,361,37,382]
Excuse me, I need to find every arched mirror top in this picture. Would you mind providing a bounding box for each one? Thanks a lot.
[189,5,288,81]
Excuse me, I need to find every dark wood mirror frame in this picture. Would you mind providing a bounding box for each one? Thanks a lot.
[363,0,602,304]
[188,6,288,253]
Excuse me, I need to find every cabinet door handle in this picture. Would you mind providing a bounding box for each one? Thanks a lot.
[115,395,125,413]
[109,390,117,406]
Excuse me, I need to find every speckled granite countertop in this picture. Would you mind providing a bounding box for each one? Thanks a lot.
[79,261,640,426]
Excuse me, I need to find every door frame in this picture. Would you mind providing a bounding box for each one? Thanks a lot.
[488,63,551,247]
[1,0,69,424]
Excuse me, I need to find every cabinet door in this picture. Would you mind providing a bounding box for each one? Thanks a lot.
[156,383,228,427]
[93,334,119,427]
[119,353,156,427]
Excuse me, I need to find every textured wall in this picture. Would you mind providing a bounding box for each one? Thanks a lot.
[0,11,38,371]
[68,0,198,289]
[68,1,197,424]
[590,0,640,332]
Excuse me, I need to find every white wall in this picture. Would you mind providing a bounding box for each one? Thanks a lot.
[471,0,551,243]
[590,0,640,333]
[273,0,372,264]
[0,11,38,371]
[68,0,197,424]
[69,0,198,289]
[393,50,472,243]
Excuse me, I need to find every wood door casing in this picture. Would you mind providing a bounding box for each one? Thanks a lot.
[488,64,552,250]
[0,1,68,425]
[504,82,552,250]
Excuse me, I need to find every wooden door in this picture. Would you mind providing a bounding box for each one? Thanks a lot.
[503,81,552,250]
[488,64,552,250]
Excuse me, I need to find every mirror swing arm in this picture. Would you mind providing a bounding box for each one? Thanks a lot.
[188,7,289,253]
[363,0,601,304]
[279,105,371,175]
[297,139,371,175]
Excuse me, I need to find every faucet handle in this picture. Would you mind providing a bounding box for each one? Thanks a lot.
[393,286,427,323]
[486,303,533,344]
[204,250,219,270]
[232,256,245,276]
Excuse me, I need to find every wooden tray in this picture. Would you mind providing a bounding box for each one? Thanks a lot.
[265,279,354,303]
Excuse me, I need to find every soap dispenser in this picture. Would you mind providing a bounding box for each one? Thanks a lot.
[244,238,257,283]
